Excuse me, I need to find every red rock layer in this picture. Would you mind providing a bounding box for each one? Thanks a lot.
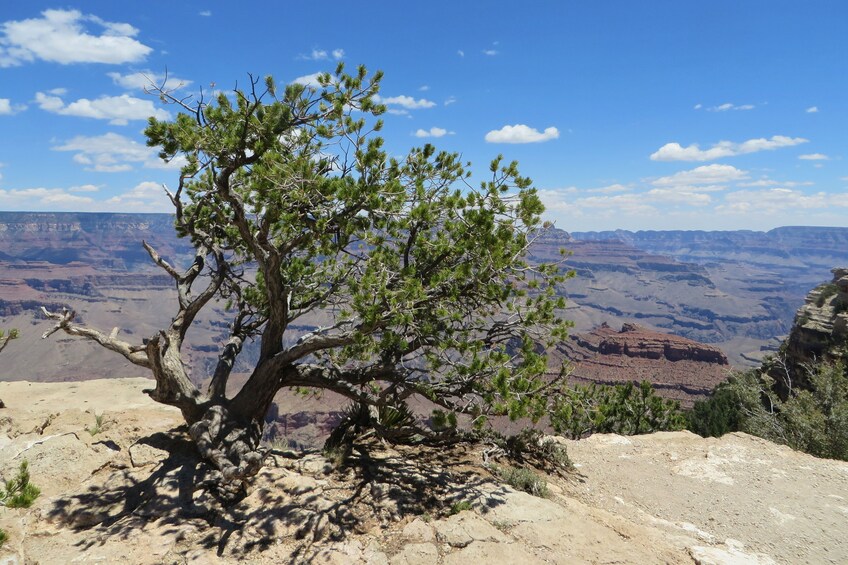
[553,323,730,407]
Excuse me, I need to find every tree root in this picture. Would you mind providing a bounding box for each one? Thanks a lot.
[188,405,264,501]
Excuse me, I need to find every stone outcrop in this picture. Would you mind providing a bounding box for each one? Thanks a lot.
[788,267,848,359]
[774,267,848,393]
[555,323,730,406]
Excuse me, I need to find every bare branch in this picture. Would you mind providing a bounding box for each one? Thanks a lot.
[41,307,150,368]
[143,240,180,280]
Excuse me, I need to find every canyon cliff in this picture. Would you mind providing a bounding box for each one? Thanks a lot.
[556,322,729,406]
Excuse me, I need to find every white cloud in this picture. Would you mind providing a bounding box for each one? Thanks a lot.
[569,193,656,214]
[414,127,451,138]
[483,49,498,56]
[0,98,25,115]
[650,135,808,162]
[485,124,559,144]
[586,183,631,194]
[301,49,327,60]
[0,9,151,67]
[35,91,169,125]
[806,106,819,113]
[798,153,829,160]
[298,48,344,61]
[537,182,744,230]
[107,71,192,91]
[419,85,429,92]
[376,95,436,110]
[737,178,813,188]
[707,103,755,112]
[0,181,172,212]
[444,96,457,106]
[52,132,183,172]
[103,181,171,211]
[652,164,748,187]
[644,188,712,206]
[69,184,100,192]
[737,179,779,187]
[0,187,94,207]
[199,10,212,17]
[292,72,325,88]
[718,188,847,215]
[693,103,702,110]
[457,50,465,57]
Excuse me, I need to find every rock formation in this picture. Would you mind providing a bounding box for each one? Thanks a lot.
[772,267,848,394]
[555,322,729,406]
[570,227,848,364]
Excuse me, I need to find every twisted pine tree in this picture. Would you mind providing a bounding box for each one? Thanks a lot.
[42,65,570,490]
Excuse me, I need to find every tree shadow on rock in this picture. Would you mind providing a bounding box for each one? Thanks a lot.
[46,428,216,549]
[45,431,507,562]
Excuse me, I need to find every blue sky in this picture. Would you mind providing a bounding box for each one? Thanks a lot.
[0,1,846,231]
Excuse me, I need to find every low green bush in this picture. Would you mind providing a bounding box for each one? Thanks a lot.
[490,464,548,497]
[1,460,41,509]
[690,362,848,461]
[550,380,687,439]
[87,413,105,436]
[816,283,839,307]
[449,500,473,515]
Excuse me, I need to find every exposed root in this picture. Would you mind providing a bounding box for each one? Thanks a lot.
[188,405,264,501]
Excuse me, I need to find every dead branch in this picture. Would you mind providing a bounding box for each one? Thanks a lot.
[40,307,150,368]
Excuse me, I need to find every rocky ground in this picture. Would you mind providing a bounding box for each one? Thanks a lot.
[0,378,846,564]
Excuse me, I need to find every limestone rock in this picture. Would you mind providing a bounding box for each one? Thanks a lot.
[780,266,848,392]
[433,512,508,547]
[0,379,846,564]
[129,441,168,467]
[389,542,439,565]
[401,518,434,542]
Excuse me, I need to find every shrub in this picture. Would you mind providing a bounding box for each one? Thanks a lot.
[691,362,848,461]
[0,528,6,548]
[689,379,748,437]
[449,500,473,515]
[0,328,18,355]
[1,461,41,509]
[87,413,105,436]
[477,428,572,474]
[816,283,839,307]
[490,464,548,497]
[550,381,687,439]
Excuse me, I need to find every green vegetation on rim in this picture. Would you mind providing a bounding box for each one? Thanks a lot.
[690,359,848,461]
[1,461,41,509]
[551,380,687,439]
